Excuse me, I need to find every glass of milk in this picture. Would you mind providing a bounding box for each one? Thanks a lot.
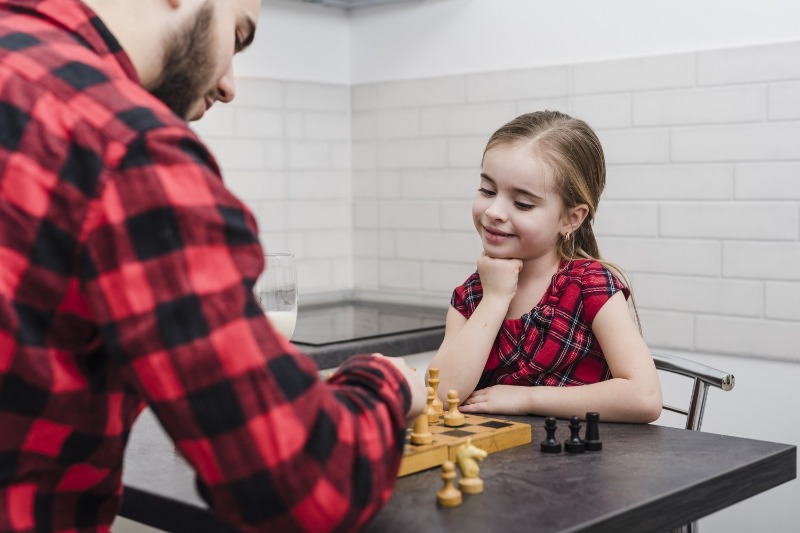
[255,253,297,339]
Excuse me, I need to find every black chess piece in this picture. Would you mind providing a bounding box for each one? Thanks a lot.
[564,415,585,453]
[585,412,602,451]
[540,416,562,453]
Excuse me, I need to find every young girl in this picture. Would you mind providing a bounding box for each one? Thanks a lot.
[428,111,662,423]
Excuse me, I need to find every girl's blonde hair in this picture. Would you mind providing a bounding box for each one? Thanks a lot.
[482,110,641,329]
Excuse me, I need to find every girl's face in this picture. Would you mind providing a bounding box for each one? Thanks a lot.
[473,142,567,262]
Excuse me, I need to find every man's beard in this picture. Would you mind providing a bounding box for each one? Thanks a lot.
[149,1,216,120]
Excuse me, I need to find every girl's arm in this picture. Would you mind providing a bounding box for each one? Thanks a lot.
[461,292,663,423]
[427,255,521,403]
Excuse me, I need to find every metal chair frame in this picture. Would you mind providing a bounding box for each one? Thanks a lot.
[651,351,736,533]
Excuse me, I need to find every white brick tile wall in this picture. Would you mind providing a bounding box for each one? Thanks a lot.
[287,201,351,229]
[517,97,570,116]
[352,84,379,112]
[351,170,378,198]
[768,81,800,120]
[633,86,766,126]
[351,141,377,170]
[637,310,695,351]
[378,201,439,229]
[765,282,800,321]
[422,262,474,295]
[232,79,283,109]
[287,170,350,199]
[285,112,304,140]
[605,164,734,200]
[207,39,800,363]
[448,136,487,169]
[303,112,350,141]
[379,259,421,290]
[378,138,448,169]
[421,103,517,137]
[377,76,466,109]
[723,242,800,280]
[205,138,265,170]
[224,170,286,201]
[672,122,800,162]
[235,109,284,138]
[598,237,721,276]
[440,201,474,232]
[395,231,480,263]
[572,53,695,94]
[571,93,633,129]
[376,170,402,199]
[695,316,800,361]
[466,66,569,102]
[633,274,763,317]
[353,201,378,228]
[377,109,420,139]
[661,203,797,240]
[352,111,377,140]
[191,106,235,138]
[735,163,800,199]
[304,230,352,258]
[285,82,349,111]
[288,142,333,170]
[592,202,659,237]
[698,42,800,86]
[399,169,475,200]
[353,230,378,257]
[597,128,670,164]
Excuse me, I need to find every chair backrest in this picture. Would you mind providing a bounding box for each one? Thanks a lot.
[651,351,735,431]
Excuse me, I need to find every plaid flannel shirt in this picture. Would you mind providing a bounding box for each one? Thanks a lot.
[0,1,410,531]
[451,259,629,389]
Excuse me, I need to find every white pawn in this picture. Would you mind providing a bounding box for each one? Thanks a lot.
[443,389,465,427]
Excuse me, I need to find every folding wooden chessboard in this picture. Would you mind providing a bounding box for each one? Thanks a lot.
[398,414,532,477]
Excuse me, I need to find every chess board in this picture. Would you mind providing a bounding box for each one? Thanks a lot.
[398,413,532,477]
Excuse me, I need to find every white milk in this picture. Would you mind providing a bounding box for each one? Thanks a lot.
[266,310,297,339]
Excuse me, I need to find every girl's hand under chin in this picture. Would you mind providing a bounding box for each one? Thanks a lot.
[477,253,523,302]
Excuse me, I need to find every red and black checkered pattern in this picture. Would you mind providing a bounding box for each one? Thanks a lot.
[0,1,411,532]
[451,259,629,389]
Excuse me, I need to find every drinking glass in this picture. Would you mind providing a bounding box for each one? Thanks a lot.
[255,253,297,339]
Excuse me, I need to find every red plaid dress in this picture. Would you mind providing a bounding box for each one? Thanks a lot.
[451,259,629,389]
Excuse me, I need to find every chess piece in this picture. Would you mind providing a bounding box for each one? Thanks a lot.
[436,460,462,507]
[427,368,444,416]
[564,415,585,453]
[410,412,433,445]
[540,416,562,453]
[426,386,439,424]
[456,438,487,494]
[585,412,602,451]
[443,389,465,427]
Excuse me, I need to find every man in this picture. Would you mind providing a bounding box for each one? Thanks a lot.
[0,0,426,531]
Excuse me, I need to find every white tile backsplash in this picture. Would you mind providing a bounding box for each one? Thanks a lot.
[194,41,800,365]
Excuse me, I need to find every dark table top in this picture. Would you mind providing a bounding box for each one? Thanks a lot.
[121,409,796,533]
[290,300,446,369]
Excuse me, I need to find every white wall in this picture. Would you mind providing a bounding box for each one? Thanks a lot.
[255,0,800,84]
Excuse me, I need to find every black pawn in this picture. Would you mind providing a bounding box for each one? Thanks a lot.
[540,416,562,453]
[564,415,585,453]
[585,412,602,451]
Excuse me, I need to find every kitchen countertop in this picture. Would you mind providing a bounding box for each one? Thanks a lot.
[290,300,447,369]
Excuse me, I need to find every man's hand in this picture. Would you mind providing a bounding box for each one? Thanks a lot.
[377,354,427,423]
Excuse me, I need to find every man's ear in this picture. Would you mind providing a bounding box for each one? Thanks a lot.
[563,204,589,234]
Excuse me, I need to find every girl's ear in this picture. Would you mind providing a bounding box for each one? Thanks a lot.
[563,204,589,234]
